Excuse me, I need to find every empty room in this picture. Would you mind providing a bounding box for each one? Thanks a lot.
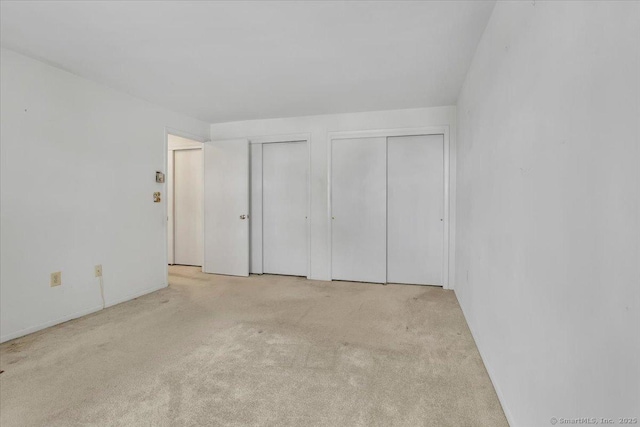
[0,1,638,426]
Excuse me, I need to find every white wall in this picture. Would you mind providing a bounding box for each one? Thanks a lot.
[0,48,209,342]
[210,106,457,282]
[455,2,639,426]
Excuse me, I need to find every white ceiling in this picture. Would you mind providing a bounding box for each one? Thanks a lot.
[1,1,495,123]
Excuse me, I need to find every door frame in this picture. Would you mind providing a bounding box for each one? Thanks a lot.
[248,133,312,279]
[168,146,203,266]
[164,128,208,285]
[327,126,451,289]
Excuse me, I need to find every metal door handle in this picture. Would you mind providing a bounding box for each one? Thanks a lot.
[240,215,247,220]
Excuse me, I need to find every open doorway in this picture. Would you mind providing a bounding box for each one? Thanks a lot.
[167,134,203,267]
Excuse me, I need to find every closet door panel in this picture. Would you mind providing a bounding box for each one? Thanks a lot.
[331,137,386,283]
[250,144,263,274]
[262,142,308,276]
[387,135,444,285]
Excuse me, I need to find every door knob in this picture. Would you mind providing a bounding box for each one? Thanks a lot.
[240,215,247,220]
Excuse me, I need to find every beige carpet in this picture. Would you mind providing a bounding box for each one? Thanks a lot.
[0,266,507,426]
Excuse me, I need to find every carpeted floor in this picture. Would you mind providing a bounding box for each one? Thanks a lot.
[0,266,507,426]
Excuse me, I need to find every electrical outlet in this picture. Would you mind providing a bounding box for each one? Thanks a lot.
[50,271,62,287]
[95,264,103,277]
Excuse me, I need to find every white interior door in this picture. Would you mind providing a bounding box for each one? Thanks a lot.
[262,142,308,276]
[203,139,250,276]
[173,149,203,266]
[331,137,386,283]
[387,135,444,285]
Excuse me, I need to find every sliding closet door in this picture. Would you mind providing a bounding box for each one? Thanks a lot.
[262,141,308,276]
[250,144,263,274]
[387,135,444,285]
[331,137,386,283]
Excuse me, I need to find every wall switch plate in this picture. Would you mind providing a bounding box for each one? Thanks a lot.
[95,264,103,277]
[50,271,62,287]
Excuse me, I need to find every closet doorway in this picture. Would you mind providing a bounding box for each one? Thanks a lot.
[329,128,449,287]
[168,135,203,267]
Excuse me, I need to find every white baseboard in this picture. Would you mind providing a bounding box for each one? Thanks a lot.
[454,290,516,427]
[0,283,168,344]
[0,304,103,343]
